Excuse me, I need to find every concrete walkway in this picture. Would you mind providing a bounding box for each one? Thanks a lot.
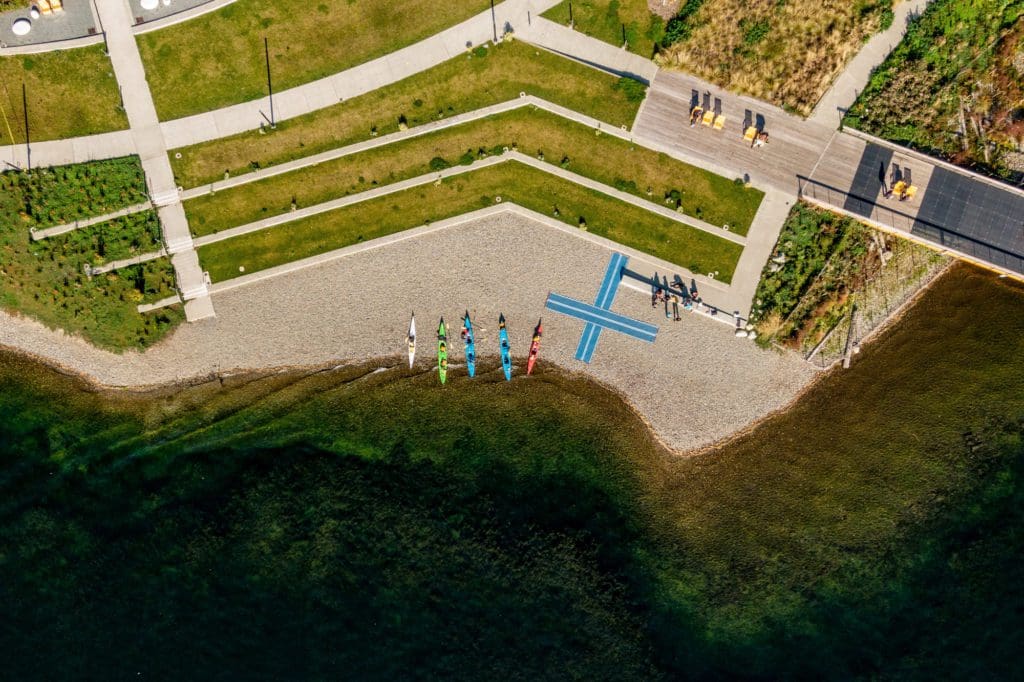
[30,201,153,240]
[809,0,934,128]
[92,0,212,319]
[160,0,562,149]
[193,150,745,248]
[204,202,738,323]
[516,16,658,83]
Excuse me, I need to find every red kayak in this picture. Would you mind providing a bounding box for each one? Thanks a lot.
[526,318,543,375]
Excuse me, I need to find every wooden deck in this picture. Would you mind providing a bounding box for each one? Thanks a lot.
[634,70,1024,277]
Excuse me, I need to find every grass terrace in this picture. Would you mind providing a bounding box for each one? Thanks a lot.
[137,0,491,120]
[197,161,742,283]
[184,107,763,237]
[0,46,127,143]
[542,0,665,57]
[0,159,182,349]
[169,41,646,188]
[657,0,894,115]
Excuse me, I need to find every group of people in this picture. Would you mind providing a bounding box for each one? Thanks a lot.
[651,283,701,322]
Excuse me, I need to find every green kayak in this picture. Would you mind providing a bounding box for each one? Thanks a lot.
[437,317,448,384]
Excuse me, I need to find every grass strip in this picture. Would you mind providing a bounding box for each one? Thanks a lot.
[0,45,127,143]
[184,107,763,237]
[541,0,665,57]
[138,0,490,120]
[198,161,741,283]
[170,41,645,188]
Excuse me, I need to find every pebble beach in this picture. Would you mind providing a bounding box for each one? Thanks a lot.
[0,212,816,453]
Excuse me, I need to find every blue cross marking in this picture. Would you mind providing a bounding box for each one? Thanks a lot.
[545,253,658,363]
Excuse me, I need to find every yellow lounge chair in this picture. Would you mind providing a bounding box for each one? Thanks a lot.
[892,180,907,198]
[38,0,52,14]
[702,110,714,126]
[744,126,757,142]
[904,185,917,200]
[713,114,726,130]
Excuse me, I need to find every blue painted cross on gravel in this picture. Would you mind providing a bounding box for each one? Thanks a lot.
[545,252,658,364]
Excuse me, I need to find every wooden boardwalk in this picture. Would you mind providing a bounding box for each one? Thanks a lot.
[634,71,1024,278]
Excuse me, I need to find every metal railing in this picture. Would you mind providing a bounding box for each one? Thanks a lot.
[797,175,1024,277]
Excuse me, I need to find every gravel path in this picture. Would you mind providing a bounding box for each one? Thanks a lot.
[0,212,815,453]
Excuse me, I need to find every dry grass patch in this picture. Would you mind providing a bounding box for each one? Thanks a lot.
[0,46,127,143]
[138,0,490,120]
[657,0,892,115]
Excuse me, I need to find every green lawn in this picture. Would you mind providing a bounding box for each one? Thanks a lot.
[542,0,664,57]
[137,0,491,120]
[170,41,646,188]
[0,46,127,143]
[0,159,182,349]
[185,108,762,237]
[198,161,741,282]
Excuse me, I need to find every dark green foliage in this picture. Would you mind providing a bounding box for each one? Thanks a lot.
[740,17,771,46]
[1,268,1023,678]
[1,155,147,228]
[749,199,868,342]
[844,0,1024,181]
[0,159,182,349]
[428,155,450,171]
[660,0,706,47]
[612,75,648,102]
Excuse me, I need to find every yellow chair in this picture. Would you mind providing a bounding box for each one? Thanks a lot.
[702,110,715,127]
[744,126,757,142]
[904,185,917,200]
[713,114,726,131]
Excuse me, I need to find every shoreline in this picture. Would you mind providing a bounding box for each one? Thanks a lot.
[0,212,817,453]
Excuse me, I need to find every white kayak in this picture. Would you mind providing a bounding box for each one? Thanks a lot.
[407,314,416,368]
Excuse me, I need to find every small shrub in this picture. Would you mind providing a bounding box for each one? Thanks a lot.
[740,17,771,46]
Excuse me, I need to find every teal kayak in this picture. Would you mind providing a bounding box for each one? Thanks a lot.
[498,313,512,381]
[462,311,476,378]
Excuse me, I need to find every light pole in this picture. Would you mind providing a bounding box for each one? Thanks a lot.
[264,36,275,128]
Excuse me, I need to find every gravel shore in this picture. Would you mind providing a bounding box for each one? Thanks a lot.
[0,212,815,453]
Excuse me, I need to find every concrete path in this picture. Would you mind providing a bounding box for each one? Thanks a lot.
[192,151,745,250]
[0,130,135,171]
[30,201,153,240]
[809,0,934,128]
[88,247,167,275]
[160,0,563,149]
[204,202,739,324]
[92,0,212,318]
[516,16,658,83]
